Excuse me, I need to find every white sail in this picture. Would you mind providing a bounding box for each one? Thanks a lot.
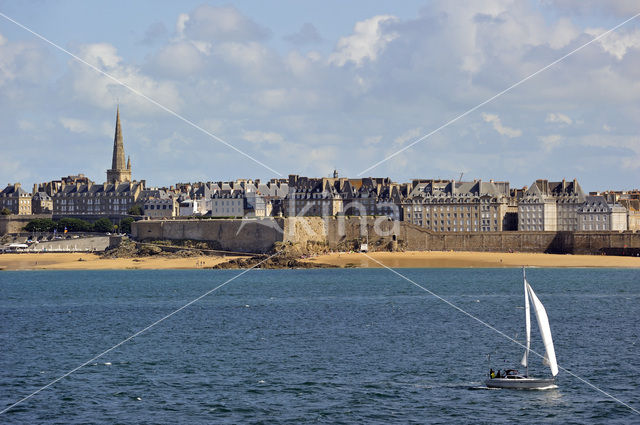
[520,274,531,368]
[526,283,558,376]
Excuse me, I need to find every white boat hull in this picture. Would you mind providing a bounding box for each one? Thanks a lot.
[485,377,556,389]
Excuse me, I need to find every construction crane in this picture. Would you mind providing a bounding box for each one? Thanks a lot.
[458,172,464,182]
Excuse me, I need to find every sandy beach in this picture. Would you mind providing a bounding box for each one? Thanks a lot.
[0,253,239,271]
[304,251,640,269]
[1,251,640,270]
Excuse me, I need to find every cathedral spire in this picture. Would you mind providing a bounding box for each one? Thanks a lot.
[107,106,132,184]
[111,105,125,170]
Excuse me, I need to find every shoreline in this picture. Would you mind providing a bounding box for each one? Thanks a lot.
[1,250,640,270]
[303,251,640,269]
[0,253,238,271]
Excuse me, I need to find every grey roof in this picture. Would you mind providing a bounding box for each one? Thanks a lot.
[0,184,30,197]
[52,181,143,197]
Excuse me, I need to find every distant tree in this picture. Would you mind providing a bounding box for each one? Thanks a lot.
[93,217,114,233]
[24,218,56,232]
[55,217,92,233]
[0,208,11,215]
[119,217,135,234]
[128,205,143,216]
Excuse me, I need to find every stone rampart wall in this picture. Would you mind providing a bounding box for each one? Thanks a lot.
[0,214,53,235]
[132,218,285,253]
[131,217,640,255]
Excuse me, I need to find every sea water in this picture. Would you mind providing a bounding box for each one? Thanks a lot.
[1,268,639,424]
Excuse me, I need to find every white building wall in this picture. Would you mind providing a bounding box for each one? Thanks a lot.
[611,210,628,231]
[210,198,244,217]
[543,201,557,231]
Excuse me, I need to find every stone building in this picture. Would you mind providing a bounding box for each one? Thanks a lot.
[283,174,344,217]
[591,190,640,231]
[209,195,244,217]
[51,181,144,216]
[577,195,627,231]
[402,179,510,232]
[143,190,179,218]
[618,199,640,231]
[31,192,53,214]
[0,183,32,215]
[340,177,404,219]
[283,174,403,218]
[179,198,209,216]
[518,179,585,231]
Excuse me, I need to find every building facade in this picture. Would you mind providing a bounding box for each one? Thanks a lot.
[0,183,32,215]
[402,180,510,232]
[577,196,628,231]
[143,191,179,218]
[31,192,53,214]
[518,179,585,231]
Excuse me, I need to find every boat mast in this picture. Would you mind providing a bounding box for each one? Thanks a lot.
[523,267,529,378]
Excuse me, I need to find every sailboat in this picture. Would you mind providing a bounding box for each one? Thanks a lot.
[485,268,558,389]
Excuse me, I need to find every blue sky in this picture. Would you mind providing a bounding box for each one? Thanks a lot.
[1,0,639,191]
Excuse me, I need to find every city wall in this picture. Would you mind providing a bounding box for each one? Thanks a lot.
[0,214,52,235]
[131,217,640,255]
[132,218,286,253]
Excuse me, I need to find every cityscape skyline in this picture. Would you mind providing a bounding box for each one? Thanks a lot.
[1,1,639,190]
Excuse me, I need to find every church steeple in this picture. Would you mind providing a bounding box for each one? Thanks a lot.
[111,106,125,170]
[106,106,132,184]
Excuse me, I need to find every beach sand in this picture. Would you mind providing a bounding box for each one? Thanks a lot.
[303,251,640,269]
[1,251,639,271]
[0,253,239,271]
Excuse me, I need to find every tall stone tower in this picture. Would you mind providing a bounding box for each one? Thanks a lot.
[106,106,132,184]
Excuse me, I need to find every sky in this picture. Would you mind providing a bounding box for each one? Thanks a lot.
[1,0,639,192]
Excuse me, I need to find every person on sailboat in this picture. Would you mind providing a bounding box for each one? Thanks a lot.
[490,369,496,379]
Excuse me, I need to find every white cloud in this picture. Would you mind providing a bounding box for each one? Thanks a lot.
[546,112,573,125]
[215,41,271,69]
[0,36,50,86]
[152,41,205,77]
[285,23,322,46]
[586,27,640,60]
[68,43,182,115]
[175,13,189,38]
[183,5,270,42]
[482,113,522,138]
[157,131,190,154]
[552,0,640,17]
[363,135,383,146]
[242,130,284,144]
[60,117,93,134]
[392,127,422,148]
[540,134,563,152]
[4,2,640,190]
[329,15,399,67]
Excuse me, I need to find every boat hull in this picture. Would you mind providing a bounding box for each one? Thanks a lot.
[485,377,556,389]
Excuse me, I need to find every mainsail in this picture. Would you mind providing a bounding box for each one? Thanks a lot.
[520,274,531,369]
[526,282,559,376]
